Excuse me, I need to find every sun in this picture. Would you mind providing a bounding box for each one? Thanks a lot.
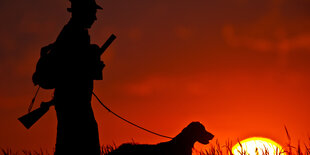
[232,137,285,155]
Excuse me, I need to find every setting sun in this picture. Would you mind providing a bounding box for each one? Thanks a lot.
[232,137,285,155]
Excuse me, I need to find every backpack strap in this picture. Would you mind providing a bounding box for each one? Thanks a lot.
[28,86,40,113]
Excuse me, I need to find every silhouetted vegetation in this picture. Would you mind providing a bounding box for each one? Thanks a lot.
[1,137,309,155]
[1,128,309,155]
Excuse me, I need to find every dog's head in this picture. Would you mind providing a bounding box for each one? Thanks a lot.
[181,122,214,144]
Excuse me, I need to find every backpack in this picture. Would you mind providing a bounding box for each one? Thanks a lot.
[32,43,56,89]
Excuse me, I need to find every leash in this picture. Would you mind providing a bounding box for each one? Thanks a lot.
[92,92,173,139]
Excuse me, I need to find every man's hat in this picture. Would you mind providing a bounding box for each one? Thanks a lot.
[67,0,103,12]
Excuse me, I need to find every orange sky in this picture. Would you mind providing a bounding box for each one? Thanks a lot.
[1,0,310,152]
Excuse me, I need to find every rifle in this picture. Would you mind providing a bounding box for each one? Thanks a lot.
[18,99,54,129]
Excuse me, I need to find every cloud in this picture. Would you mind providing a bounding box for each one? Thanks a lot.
[124,76,174,96]
[123,75,208,97]
[222,25,310,53]
[221,0,310,54]
[222,25,273,52]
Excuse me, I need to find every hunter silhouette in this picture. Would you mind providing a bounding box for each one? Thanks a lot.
[51,0,103,154]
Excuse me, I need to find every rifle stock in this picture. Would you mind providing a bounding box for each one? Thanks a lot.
[18,100,54,129]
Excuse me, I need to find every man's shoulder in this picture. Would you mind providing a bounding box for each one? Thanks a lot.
[56,23,90,45]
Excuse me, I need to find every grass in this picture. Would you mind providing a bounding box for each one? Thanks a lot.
[1,140,309,155]
[2,130,309,155]
[1,148,51,155]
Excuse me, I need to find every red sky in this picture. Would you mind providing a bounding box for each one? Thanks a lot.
[1,0,310,152]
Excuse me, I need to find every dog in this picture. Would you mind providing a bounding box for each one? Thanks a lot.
[107,122,214,155]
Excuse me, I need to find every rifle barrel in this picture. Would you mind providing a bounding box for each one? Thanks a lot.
[100,34,116,55]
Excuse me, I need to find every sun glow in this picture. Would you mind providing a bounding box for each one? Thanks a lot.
[232,137,285,155]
